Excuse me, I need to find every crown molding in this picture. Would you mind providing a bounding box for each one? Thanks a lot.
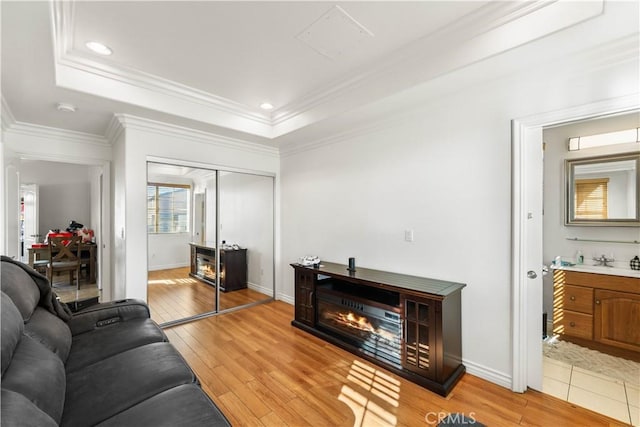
[50,0,605,140]
[280,33,638,158]
[51,1,270,127]
[114,114,279,158]
[1,97,17,131]
[269,0,605,138]
[51,0,274,139]
[104,114,125,144]
[271,1,545,127]
[5,120,109,147]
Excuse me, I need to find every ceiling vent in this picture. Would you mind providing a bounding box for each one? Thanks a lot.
[296,6,374,60]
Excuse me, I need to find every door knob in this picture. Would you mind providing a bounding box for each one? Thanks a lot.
[527,271,537,279]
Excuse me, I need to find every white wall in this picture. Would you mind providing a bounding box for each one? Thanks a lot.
[219,171,274,294]
[147,233,192,270]
[203,177,217,247]
[542,114,640,317]
[279,23,639,386]
[20,160,92,237]
[112,129,127,300]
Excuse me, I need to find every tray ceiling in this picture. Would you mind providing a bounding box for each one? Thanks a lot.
[1,0,616,143]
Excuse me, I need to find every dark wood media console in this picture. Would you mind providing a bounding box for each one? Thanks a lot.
[291,262,466,396]
[190,243,247,292]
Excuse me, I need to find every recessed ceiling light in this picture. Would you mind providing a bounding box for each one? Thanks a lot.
[56,103,77,113]
[86,41,112,56]
[260,103,274,110]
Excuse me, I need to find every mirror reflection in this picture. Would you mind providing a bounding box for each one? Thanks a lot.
[146,162,274,325]
[566,153,640,226]
[219,171,274,310]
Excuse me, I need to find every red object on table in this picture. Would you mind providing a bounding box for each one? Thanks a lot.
[48,232,73,238]
[46,231,74,245]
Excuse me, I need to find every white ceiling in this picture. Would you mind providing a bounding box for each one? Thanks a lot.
[1,1,635,146]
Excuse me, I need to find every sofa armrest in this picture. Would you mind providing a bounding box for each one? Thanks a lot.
[68,299,152,336]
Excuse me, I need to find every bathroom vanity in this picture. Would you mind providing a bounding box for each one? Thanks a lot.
[552,266,640,361]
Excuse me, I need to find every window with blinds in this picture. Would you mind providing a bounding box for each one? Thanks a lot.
[575,178,609,219]
[147,183,190,233]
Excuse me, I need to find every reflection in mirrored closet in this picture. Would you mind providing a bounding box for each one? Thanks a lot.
[146,161,274,326]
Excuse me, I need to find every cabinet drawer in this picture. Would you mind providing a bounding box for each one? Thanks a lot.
[563,285,593,314]
[559,311,593,340]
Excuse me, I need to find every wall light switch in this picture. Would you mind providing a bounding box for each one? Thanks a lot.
[404,229,414,242]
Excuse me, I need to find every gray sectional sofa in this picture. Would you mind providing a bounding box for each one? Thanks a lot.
[1,256,230,426]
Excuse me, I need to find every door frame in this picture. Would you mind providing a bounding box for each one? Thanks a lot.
[5,154,111,301]
[20,183,39,262]
[511,94,638,392]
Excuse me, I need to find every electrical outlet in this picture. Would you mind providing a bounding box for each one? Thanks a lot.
[404,229,414,242]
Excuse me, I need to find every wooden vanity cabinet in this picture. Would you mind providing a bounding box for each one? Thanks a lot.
[556,284,594,340]
[553,269,640,360]
[594,289,640,353]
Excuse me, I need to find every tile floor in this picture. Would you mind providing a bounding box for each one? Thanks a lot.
[543,356,640,425]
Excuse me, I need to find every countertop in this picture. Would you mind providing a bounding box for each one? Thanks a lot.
[551,264,640,279]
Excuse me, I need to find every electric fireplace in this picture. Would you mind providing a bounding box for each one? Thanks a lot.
[316,283,402,367]
[291,262,466,396]
[196,253,216,281]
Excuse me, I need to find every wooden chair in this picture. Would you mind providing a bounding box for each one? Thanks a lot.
[47,235,83,289]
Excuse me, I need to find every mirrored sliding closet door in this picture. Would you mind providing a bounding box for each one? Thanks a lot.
[146,161,274,326]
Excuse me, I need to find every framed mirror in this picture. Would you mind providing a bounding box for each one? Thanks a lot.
[565,152,640,226]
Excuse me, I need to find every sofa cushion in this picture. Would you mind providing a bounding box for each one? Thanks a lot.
[1,389,58,427]
[1,335,66,423]
[66,318,167,373]
[1,292,24,376]
[95,384,231,427]
[24,307,72,362]
[0,256,72,321]
[1,262,40,321]
[62,342,197,426]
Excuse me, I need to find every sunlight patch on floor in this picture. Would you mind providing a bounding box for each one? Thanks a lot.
[148,277,197,285]
[339,360,400,427]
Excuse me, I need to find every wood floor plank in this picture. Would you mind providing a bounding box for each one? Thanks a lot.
[160,293,626,426]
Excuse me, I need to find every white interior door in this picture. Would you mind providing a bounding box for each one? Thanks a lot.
[21,184,39,262]
[5,164,20,260]
[523,127,544,391]
[512,120,544,393]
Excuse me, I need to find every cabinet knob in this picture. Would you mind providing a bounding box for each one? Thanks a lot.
[569,321,576,327]
[595,300,600,305]
[569,296,576,301]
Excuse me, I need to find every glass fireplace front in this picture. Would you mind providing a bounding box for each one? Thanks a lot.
[316,285,402,367]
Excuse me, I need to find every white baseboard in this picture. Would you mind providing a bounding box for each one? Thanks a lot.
[247,281,274,297]
[277,293,294,305]
[148,262,189,271]
[462,358,512,390]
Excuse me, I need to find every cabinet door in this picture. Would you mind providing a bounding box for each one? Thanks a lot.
[294,270,315,326]
[594,289,640,352]
[402,295,437,379]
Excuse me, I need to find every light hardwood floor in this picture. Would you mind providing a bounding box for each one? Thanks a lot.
[51,272,99,304]
[164,301,627,427]
[148,267,270,324]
